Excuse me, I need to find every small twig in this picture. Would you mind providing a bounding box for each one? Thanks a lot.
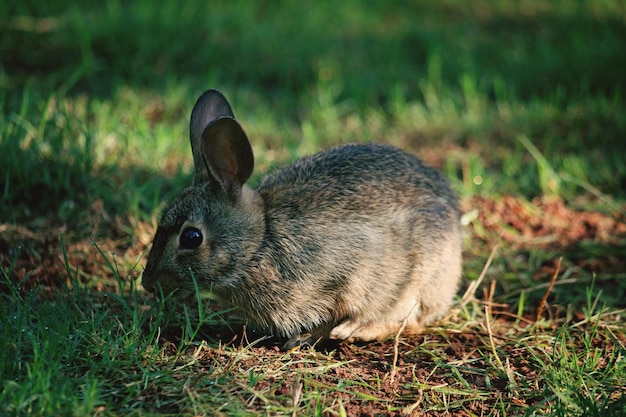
[461,244,499,306]
[535,257,562,322]
[291,375,303,417]
[485,280,504,370]
[486,279,496,306]
[490,310,534,324]
[389,301,420,383]
[485,304,503,370]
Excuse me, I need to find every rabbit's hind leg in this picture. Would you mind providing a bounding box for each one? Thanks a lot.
[329,316,423,342]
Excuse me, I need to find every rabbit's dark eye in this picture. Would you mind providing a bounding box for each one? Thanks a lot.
[180,227,203,249]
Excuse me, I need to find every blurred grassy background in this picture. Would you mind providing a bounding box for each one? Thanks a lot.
[1,0,625,223]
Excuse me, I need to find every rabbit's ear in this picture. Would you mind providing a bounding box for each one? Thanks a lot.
[189,89,235,181]
[201,117,254,200]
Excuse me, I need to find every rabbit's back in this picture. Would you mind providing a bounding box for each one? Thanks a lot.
[259,143,458,223]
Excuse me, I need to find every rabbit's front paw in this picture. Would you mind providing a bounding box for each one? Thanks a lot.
[282,327,330,350]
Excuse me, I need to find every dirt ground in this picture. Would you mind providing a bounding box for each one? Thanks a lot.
[2,195,625,415]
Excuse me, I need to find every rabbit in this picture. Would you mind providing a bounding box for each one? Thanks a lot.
[142,89,462,349]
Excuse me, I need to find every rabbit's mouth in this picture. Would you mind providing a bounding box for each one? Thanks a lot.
[146,284,194,302]
[142,271,190,299]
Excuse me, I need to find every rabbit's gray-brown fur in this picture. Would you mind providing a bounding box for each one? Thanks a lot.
[143,89,462,348]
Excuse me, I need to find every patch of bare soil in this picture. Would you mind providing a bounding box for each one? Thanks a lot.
[0,210,150,294]
[465,195,626,249]
[464,195,626,276]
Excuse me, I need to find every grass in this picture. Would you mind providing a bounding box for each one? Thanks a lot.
[2,0,626,415]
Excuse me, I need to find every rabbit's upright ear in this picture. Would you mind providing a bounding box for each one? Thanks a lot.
[189,89,236,182]
[201,117,254,200]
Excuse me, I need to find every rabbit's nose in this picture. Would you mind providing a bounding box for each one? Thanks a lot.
[141,272,156,293]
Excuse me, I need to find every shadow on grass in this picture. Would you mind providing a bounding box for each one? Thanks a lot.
[2,1,625,220]
[2,1,625,108]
